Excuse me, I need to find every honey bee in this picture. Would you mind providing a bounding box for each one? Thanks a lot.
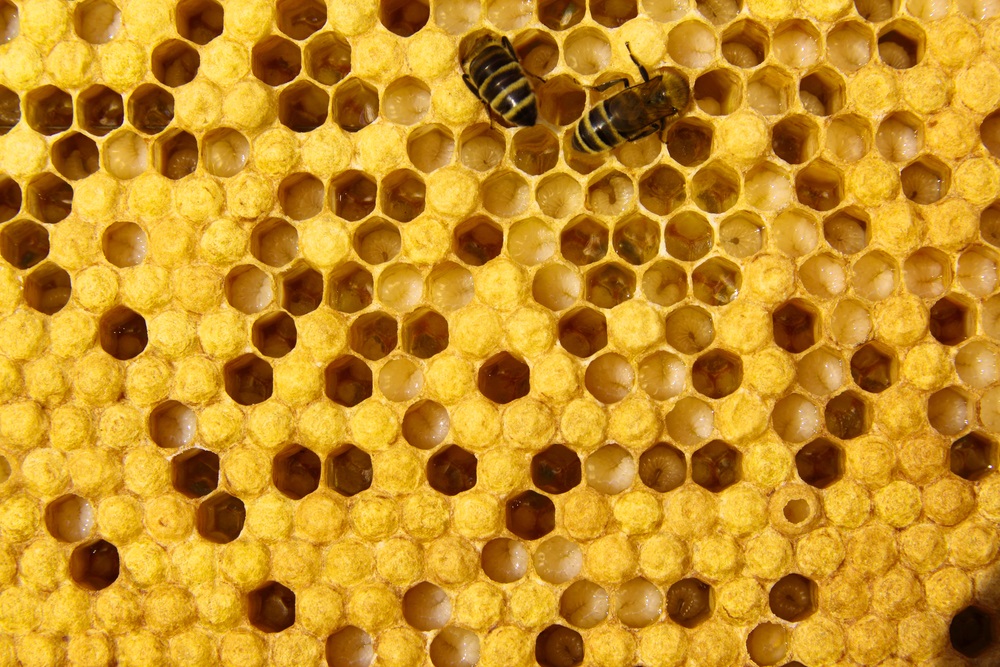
[461,32,537,127]
[572,44,690,153]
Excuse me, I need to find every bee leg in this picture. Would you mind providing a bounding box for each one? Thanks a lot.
[464,74,496,127]
[625,42,651,83]
[501,36,518,59]
[625,120,663,142]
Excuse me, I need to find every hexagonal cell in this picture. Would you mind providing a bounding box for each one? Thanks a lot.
[25,86,72,135]
[509,126,559,177]
[99,306,147,360]
[638,351,685,402]
[928,386,971,435]
[324,355,372,408]
[78,85,123,137]
[958,245,1000,297]
[748,66,793,116]
[668,397,716,446]
[772,300,819,354]
[902,248,950,300]
[665,305,715,354]
[956,340,1000,389]
[692,257,741,307]
[901,156,950,205]
[510,29,557,80]
[950,606,995,658]
[795,160,843,211]
[535,625,584,667]
[378,356,423,402]
[304,31,351,85]
[637,166,684,216]
[400,400,448,452]
[831,299,873,347]
[128,84,174,134]
[281,263,323,315]
[795,439,844,489]
[326,626,374,667]
[984,111,1000,160]
[771,115,819,165]
[638,442,686,493]
[849,342,896,394]
[801,253,846,299]
[664,212,713,261]
[52,132,100,181]
[25,263,71,315]
[830,114,873,164]
[458,124,505,172]
[772,394,821,443]
[272,444,321,500]
[691,163,739,214]
[151,39,200,87]
[428,261,474,312]
[878,21,923,69]
[534,263,579,310]
[406,124,454,174]
[853,250,898,301]
[584,262,635,309]
[773,20,820,69]
[769,574,816,622]
[825,390,869,440]
[349,220,396,266]
[327,445,373,496]
[721,19,767,68]
[478,351,530,404]
[585,353,634,404]
[225,265,272,314]
[611,214,659,266]
[479,538,529,586]
[0,1,17,45]
[103,130,148,180]
[537,75,586,127]
[666,118,713,168]
[402,309,448,359]
[277,0,326,39]
[380,169,425,223]
[402,581,452,632]
[530,444,581,495]
[426,445,477,496]
[559,579,609,629]
[692,350,743,399]
[378,263,421,311]
[822,208,868,256]
[826,20,872,74]
[224,354,274,405]
[693,69,742,115]
[176,0,223,44]
[349,312,398,361]
[249,581,295,633]
[744,160,793,207]
[250,312,296,358]
[333,78,379,132]
[667,21,716,69]
[0,177,18,223]
[382,77,429,127]
[799,69,844,116]
[379,0,428,35]
[691,440,741,492]
[482,171,529,218]
[170,449,219,499]
[506,490,555,540]
[641,259,687,309]
[588,0,636,26]
[854,0,895,21]
[874,111,922,163]
[451,216,501,266]
[154,130,198,180]
[950,432,996,481]
[252,36,301,86]
[70,540,120,591]
[1,220,48,270]
[329,170,376,222]
[563,27,611,76]
[200,127,248,177]
[746,623,788,667]
[45,494,94,542]
[324,262,370,314]
[147,400,196,450]
[614,577,663,629]
[559,216,606,266]
[558,307,607,358]
[666,579,713,628]
[538,0,584,29]
[930,295,973,346]
[247,221,294,270]
[277,80,329,133]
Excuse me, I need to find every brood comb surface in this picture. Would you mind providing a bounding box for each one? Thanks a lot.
[0,0,998,666]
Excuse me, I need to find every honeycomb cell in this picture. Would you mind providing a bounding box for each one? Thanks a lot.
[354,218,400,265]
[638,165,686,215]
[383,77,431,125]
[478,351,530,404]
[196,492,245,543]
[693,257,741,307]
[694,69,742,115]
[328,262,373,313]
[831,298,873,347]
[176,0,224,44]
[668,21,717,69]
[585,262,635,309]
[691,163,739,213]
[799,68,845,116]
[104,130,148,179]
[958,246,999,297]
[590,0,637,26]
[25,263,71,315]
[664,212,713,261]
[427,445,478,496]
[531,444,581,495]
[379,0,429,36]
[585,353,634,403]
[381,169,425,222]
[536,624,584,667]
[0,1,16,44]
[273,444,321,500]
[427,261,474,312]
[901,156,950,205]
[950,606,995,658]
[984,112,1000,159]
[854,0,895,21]
[904,247,950,298]
[769,574,816,622]
[78,85,124,137]
[848,342,896,393]
[128,84,174,134]
[772,115,819,164]
[558,307,607,358]
[564,27,611,76]
[950,432,996,481]
[249,582,296,633]
[25,86,72,135]
[252,35,301,86]
[0,86,17,135]
[225,265,272,314]
[639,443,686,493]
[278,0,326,40]
[327,445,373,496]
[511,126,559,177]
[203,128,249,177]
[378,263,423,311]
[51,132,100,181]
[171,449,219,498]
[281,263,323,315]
[956,340,1000,388]
[928,386,971,435]
[823,208,869,256]
[154,130,198,180]
[875,111,922,163]
[152,39,200,87]
[692,350,743,398]
[773,300,819,353]
[99,306,147,360]
[45,494,94,542]
[403,582,451,631]
[149,400,196,449]
[507,490,555,540]
[584,444,635,495]
[402,401,449,451]
[304,32,351,85]
[430,627,480,667]
[333,79,379,132]
[748,66,793,116]
[70,540,120,591]
[252,312,297,358]
[665,305,714,354]
[508,217,555,266]
[666,579,713,628]
[513,30,559,78]
[877,21,923,69]
[560,580,609,629]
[379,357,423,402]
[407,126,455,176]
[667,398,713,445]
[459,124,505,172]
[539,0,585,30]
[747,623,787,667]
[795,160,844,211]
[537,76,586,128]
[721,19,768,68]
[326,627,374,667]
[560,216,608,266]
[826,20,873,73]
[853,250,898,300]
[929,294,973,345]
[638,350,685,400]
[617,577,663,628]
[1,219,49,270]
[482,171,529,218]
[772,394,820,443]
[350,313,398,361]
[611,214,659,266]
[482,537,529,582]
[402,308,448,359]
[278,81,330,132]
[102,221,147,269]
[773,20,820,69]
[330,170,377,221]
[691,440,741,492]
[795,439,844,488]
[224,354,273,405]
[665,118,713,168]
[825,390,870,440]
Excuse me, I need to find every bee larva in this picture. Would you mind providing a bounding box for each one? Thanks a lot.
[461,32,537,127]
[572,44,690,153]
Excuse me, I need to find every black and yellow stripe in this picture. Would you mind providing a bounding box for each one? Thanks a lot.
[463,38,537,127]
[572,102,627,154]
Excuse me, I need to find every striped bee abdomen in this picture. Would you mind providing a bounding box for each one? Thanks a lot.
[463,37,537,127]
[573,102,627,153]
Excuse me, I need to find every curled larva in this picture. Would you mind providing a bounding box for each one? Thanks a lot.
[772,394,821,443]
[586,444,636,495]
[482,171,530,217]
[401,400,449,450]
[665,306,714,354]
[227,266,273,313]
[904,248,951,298]
[429,627,480,667]
[748,78,786,116]
[459,126,504,171]
[878,40,913,69]
[378,357,423,402]
[164,144,199,180]
[408,125,454,173]
[769,574,815,621]
[560,580,609,629]
[955,341,1000,389]
[76,0,121,43]
[826,117,868,162]
[402,582,451,631]
[668,22,716,69]
[774,25,820,68]
[383,77,430,125]
[638,350,686,400]
[696,0,740,22]
[378,264,423,310]
[801,253,848,299]
[799,89,826,115]
[907,0,949,20]
[854,0,894,22]
[927,387,970,435]
[508,217,556,266]
[876,115,920,162]
[638,443,686,492]
[533,537,583,584]
[901,161,945,205]
[326,627,373,667]
[105,131,148,179]
[665,397,714,445]
[204,129,249,177]
[830,299,873,346]
[957,247,999,297]
[824,211,868,255]
[616,578,663,628]
[355,221,401,265]
[564,29,611,76]
[957,0,1000,19]
[744,165,793,210]
[666,578,712,628]
[533,264,581,311]
[826,24,872,73]
[722,41,762,68]
[584,353,634,403]
[536,626,584,667]
[537,174,583,219]
[798,347,845,395]
[852,251,898,300]
[587,173,634,217]
[482,537,529,583]
[774,209,819,257]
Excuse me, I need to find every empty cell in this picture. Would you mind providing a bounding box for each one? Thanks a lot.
[0,0,16,44]
[378,263,422,311]
[513,30,559,78]
[285,264,330,314]
[798,346,845,396]
[402,308,448,359]
[799,69,845,116]
[45,494,95,542]
[984,111,1000,159]
[590,0,637,26]
[801,253,847,299]
[252,36,301,86]
[539,0,585,29]
[773,20,820,68]
[154,130,198,180]
[25,263,72,315]
[506,490,555,540]
[249,582,296,633]
[482,537,529,582]
[612,214,659,266]
[427,261,474,312]
[427,445,477,495]
[350,312,398,360]
[795,439,844,488]
[0,86,18,135]
[1,220,49,270]
[667,119,713,167]
[251,219,298,268]
[152,40,200,87]
[535,625,584,667]
[78,85,124,137]
[693,69,742,115]
[853,250,897,300]
[403,582,452,630]
[878,21,923,69]
[666,397,714,445]
[508,217,555,266]
[176,0,224,44]
[639,165,686,216]
[585,444,635,495]
[747,623,787,666]
[278,0,326,40]
[327,445,373,496]
[772,115,820,164]
[459,124,505,172]
[639,442,686,492]
[666,579,713,628]
[325,355,373,407]
[379,0,429,36]
[769,574,816,622]
[904,247,951,298]
[560,580,609,629]
[430,627,480,667]
[561,216,608,266]
[326,627,374,667]
[383,77,430,125]
[381,169,425,222]
[279,173,324,221]
[197,494,244,543]
[558,307,607,358]
[773,300,819,353]
[26,86,72,135]
[224,354,273,405]
[796,160,844,211]
[827,20,872,74]
[537,76,586,127]
[354,218,400,265]
[225,265,272,314]
[950,432,996,481]
[273,444,321,499]
[252,312,297,357]
[956,340,999,388]
[825,390,870,439]
[854,0,896,21]
[929,295,973,346]
[564,28,611,76]
[691,163,739,213]
[70,540,120,591]
[957,246,999,297]
[512,126,559,177]
[378,356,423,401]
[99,306,147,360]
[830,299,873,346]
[665,305,714,354]
[901,156,950,205]
[279,81,329,132]
[692,349,742,398]
[668,21,716,69]
[532,444,581,495]
[772,394,820,443]
[641,260,687,309]
[744,162,793,210]
[330,170,376,221]
[128,84,174,134]
[720,20,768,68]
[586,262,635,308]
[478,351,530,404]
[202,128,249,177]
[692,440,741,491]
[408,124,454,173]
[638,351,685,400]
[719,212,763,258]
[304,31,351,85]
[52,133,100,181]
[665,212,713,261]
[333,79,379,132]
[402,400,449,450]
[104,131,149,179]
[928,386,971,436]
[748,67,792,116]
[171,448,219,497]
[949,606,995,658]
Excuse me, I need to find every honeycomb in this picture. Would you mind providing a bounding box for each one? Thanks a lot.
[0,0,998,665]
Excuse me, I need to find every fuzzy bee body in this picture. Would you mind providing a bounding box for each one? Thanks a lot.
[462,34,537,127]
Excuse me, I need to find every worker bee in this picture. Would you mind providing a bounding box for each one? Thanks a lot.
[572,45,690,153]
[461,32,537,127]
